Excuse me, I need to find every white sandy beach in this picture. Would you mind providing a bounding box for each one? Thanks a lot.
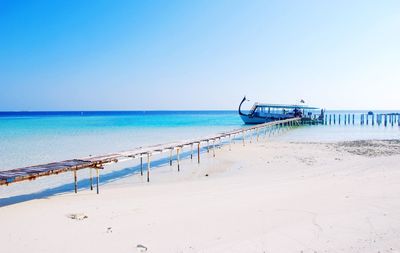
[1,139,400,253]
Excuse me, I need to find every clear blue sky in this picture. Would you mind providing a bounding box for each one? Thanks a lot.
[1,0,399,110]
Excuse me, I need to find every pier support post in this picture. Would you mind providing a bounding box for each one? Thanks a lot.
[140,156,143,176]
[169,149,173,166]
[256,128,259,142]
[339,115,341,125]
[352,114,355,125]
[212,139,216,157]
[366,114,369,125]
[197,143,201,164]
[177,148,180,172]
[344,115,347,125]
[147,153,151,182]
[334,114,336,124]
[96,167,100,194]
[329,114,331,125]
[207,140,210,153]
[190,144,193,160]
[74,169,78,193]
[89,168,93,191]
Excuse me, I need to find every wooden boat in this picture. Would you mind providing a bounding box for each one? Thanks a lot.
[238,97,322,124]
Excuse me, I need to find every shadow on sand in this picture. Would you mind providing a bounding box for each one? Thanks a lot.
[0,147,215,207]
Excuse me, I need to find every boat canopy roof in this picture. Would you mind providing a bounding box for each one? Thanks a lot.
[253,103,318,110]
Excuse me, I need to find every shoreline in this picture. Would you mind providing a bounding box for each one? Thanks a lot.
[1,138,400,252]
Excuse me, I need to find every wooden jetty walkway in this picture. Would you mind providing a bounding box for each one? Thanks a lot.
[323,112,400,127]
[0,118,301,194]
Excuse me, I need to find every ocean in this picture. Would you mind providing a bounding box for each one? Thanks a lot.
[0,111,241,171]
[0,110,399,203]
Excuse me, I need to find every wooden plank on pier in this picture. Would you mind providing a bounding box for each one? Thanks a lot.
[0,159,94,185]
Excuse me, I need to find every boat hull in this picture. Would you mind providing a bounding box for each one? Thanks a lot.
[240,114,285,124]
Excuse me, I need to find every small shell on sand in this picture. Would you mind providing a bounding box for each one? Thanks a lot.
[67,213,88,220]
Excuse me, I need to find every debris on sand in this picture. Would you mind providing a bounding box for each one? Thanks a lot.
[67,213,88,220]
[136,244,148,252]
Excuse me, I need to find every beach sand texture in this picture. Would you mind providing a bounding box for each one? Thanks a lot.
[1,139,399,253]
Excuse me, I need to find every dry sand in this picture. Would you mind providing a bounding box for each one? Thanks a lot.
[1,139,400,253]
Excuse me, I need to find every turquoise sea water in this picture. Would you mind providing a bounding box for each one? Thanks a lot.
[0,110,399,204]
[0,110,399,171]
[0,111,242,170]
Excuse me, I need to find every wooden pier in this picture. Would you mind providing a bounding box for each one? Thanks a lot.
[324,113,400,127]
[0,118,301,193]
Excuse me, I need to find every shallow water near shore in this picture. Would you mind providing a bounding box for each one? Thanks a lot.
[0,110,399,202]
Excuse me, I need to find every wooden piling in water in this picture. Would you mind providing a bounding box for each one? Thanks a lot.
[190,144,193,160]
[329,114,331,125]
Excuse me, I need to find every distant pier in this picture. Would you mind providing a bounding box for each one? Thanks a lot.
[324,112,400,127]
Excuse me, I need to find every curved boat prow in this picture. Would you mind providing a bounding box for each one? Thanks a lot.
[238,96,248,116]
